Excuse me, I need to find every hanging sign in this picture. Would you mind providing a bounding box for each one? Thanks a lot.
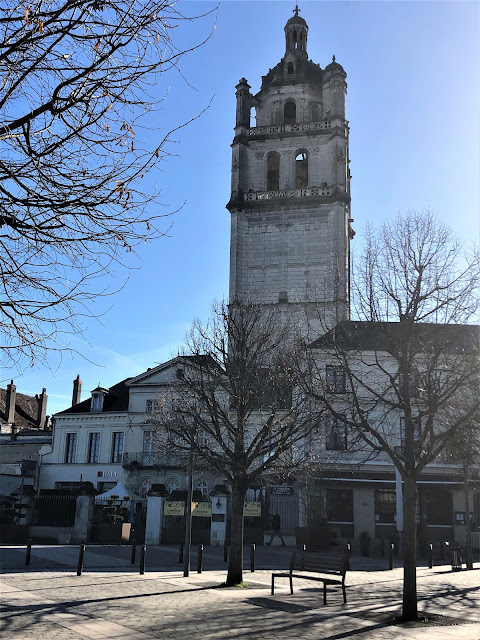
[271,486,294,496]
[244,501,261,517]
[192,502,212,517]
[164,501,185,516]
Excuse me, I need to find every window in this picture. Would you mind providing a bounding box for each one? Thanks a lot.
[266,151,280,191]
[146,399,159,413]
[143,430,153,454]
[195,479,209,499]
[65,433,77,463]
[284,101,296,125]
[326,488,353,522]
[325,417,347,450]
[87,432,100,463]
[295,152,308,188]
[287,62,294,74]
[111,432,124,463]
[326,365,346,393]
[375,489,396,523]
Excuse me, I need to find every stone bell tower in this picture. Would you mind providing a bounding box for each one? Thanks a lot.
[227,7,353,335]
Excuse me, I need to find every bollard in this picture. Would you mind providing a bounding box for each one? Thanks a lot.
[388,543,394,570]
[345,543,351,571]
[130,538,136,565]
[197,544,203,574]
[428,543,433,569]
[179,540,184,564]
[302,544,307,552]
[223,540,228,563]
[139,544,146,575]
[25,538,32,566]
[250,543,255,572]
[77,543,86,576]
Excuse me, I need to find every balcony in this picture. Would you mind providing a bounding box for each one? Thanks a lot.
[244,186,333,202]
[248,120,340,137]
[122,451,187,470]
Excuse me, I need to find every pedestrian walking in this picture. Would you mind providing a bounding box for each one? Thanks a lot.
[266,513,285,546]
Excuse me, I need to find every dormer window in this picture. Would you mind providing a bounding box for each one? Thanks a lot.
[90,387,107,412]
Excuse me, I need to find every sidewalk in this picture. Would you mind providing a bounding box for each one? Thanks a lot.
[1,545,479,639]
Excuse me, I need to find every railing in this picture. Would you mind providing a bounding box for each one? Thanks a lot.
[244,186,333,202]
[249,120,335,136]
[122,451,187,468]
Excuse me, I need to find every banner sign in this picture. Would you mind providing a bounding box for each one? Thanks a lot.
[271,486,294,496]
[164,501,185,516]
[244,501,261,517]
[192,502,212,517]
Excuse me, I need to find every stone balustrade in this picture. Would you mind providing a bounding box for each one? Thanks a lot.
[244,186,332,202]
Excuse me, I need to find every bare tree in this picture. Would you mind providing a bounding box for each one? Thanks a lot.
[0,0,212,369]
[155,300,319,586]
[303,210,480,621]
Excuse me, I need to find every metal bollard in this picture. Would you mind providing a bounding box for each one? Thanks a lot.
[197,544,203,574]
[428,543,433,569]
[77,543,86,576]
[130,538,136,564]
[250,543,255,572]
[139,544,146,575]
[388,543,394,570]
[302,544,307,552]
[25,539,32,566]
[223,540,228,562]
[345,543,351,571]
[179,540,184,564]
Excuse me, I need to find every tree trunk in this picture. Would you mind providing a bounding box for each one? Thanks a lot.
[226,479,248,586]
[402,472,418,621]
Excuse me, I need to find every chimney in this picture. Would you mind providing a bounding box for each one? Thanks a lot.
[5,380,16,424]
[36,388,48,428]
[72,374,82,407]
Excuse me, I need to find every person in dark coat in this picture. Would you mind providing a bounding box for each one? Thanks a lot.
[266,513,285,546]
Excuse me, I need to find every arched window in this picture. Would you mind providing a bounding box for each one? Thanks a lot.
[284,100,296,125]
[287,62,294,75]
[267,151,280,191]
[139,478,152,498]
[194,479,209,499]
[295,151,308,189]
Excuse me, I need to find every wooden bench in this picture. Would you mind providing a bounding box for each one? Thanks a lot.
[271,551,348,605]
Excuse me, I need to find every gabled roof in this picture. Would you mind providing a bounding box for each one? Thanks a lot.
[58,378,131,415]
[310,320,480,353]
[126,354,219,386]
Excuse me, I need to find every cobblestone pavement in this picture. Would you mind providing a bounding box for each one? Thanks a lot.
[1,545,479,639]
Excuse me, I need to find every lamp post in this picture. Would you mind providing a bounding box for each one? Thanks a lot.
[183,449,194,577]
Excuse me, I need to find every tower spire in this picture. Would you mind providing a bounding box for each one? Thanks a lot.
[294,3,300,17]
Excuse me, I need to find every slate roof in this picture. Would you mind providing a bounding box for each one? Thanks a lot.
[0,388,41,430]
[58,378,131,415]
[310,320,480,353]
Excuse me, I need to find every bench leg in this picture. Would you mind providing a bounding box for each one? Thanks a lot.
[289,575,293,595]
[271,575,275,596]
[342,582,347,604]
[323,582,327,606]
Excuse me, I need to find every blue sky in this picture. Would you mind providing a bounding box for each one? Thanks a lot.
[7,0,479,416]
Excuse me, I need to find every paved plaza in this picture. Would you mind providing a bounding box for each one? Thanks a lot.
[1,545,479,639]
